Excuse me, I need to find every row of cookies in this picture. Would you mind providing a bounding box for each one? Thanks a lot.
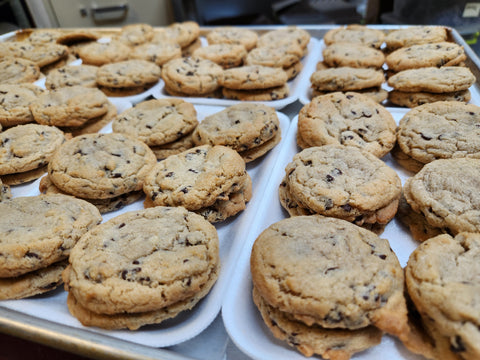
[382,27,472,107]
[311,25,390,102]
[0,101,284,327]
[1,23,311,102]
[0,99,280,218]
[244,88,480,358]
[293,89,480,236]
[250,214,480,359]
[161,26,311,100]
[0,191,221,332]
[0,22,197,101]
[310,25,476,107]
[259,90,405,355]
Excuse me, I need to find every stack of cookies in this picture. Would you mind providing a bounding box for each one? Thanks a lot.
[151,21,201,57]
[279,145,401,233]
[112,98,198,160]
[121,23,183,66]
[192,43,247,69]
[310,25,387,103]
[310,66,386,103]
[393,101,480,173]
[323,24,385,49]
[76,39,130,66]
[29,85,117,136]
[192,103,281,163]
[0,40,69,75]
[206,26,258,52]
[404,232,480,360]
[219,65,289,101]
[250,215,418,358]
[384,25,475,107]
[143,145,252,223]
[296,92,396,157]
[0,194,102,300]
[96,59,162,97]
[161,57,224,97]
[0,123,67,185]
[400,158,480,242]
[39,132,157,214]
[387,66,475,107]
[21,28,98,73]
[63,206,219,330]
[252,27,310,80]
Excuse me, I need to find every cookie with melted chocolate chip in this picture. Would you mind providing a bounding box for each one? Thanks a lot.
[281,145,401,230]
[192,103,280,162]
[63,206,219,329]
[112,98,198,147]
[143,145,249,213]
[297,92,396,158]
[48,132,156,200]
[251,215,410,350]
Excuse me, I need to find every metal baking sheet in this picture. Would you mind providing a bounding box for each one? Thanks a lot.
[1,24,480,360]
[0,101,290,358]
[222,110,423,360]
[222,25,480,360]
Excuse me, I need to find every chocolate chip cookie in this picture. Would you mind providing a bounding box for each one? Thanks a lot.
[0,194,101,278]
[297,92,396,157]
[63,206,219,329]
[282,145,401,229]
[48,132,156,200]
[143,145,248,211]
[112,98,198,146]
[251,215,409,339]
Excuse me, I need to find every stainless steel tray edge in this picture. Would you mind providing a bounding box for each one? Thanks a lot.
[0,307,195,360]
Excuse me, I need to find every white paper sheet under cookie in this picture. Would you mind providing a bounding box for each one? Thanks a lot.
[0,103,291,348]
[222,108,427,360]
[152,38,322,109]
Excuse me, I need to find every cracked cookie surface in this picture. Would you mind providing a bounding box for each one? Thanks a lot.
[192,103,279,152]
[64,206,219,316]
[297,92,396,157]
[112,98,198,146]
[397,101,480,165]
[143,145,248,211]
[250,215,407,334]
[48,132,156,199]
[283,145,401,227]
[0,123,66,175]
